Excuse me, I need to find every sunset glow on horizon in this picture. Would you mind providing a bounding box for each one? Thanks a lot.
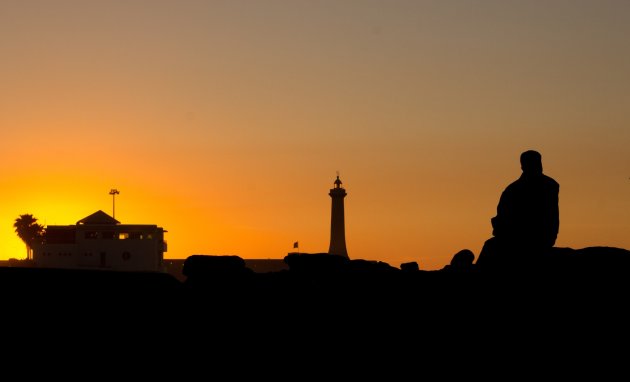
[1,1,629,270]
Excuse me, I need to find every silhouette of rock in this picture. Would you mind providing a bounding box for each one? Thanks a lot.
[400,261,419,272]
[575,246,630,265]
[547,246,630,274]
[283,253,398,275]
[442,249,475,271]
[473,245,630,277]
[347,259,399,273]
[182,254,256,298]
[283,253,349,273]
[182,254,253,279]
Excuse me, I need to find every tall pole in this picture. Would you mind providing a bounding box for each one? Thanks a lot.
[109,189,120,219]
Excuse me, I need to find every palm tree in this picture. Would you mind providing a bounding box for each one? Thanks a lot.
[13,214,45,260]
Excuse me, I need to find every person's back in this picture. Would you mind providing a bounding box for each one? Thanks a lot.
[477,150,559,269]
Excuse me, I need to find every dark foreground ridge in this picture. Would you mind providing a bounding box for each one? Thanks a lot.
[4,246,630,368]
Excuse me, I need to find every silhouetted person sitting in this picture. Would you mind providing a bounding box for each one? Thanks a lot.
[476,150,559,271]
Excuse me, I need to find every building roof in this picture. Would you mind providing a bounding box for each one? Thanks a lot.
[77,210,120,225]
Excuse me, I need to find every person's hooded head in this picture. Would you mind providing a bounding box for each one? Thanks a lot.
[520,150,543,175]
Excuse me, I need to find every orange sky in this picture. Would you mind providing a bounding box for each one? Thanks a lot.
[1,1,629,270]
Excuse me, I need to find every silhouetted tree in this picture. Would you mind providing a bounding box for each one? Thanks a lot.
[13,214,44,260]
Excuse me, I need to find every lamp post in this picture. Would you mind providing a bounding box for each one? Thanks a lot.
[109,189,120,219]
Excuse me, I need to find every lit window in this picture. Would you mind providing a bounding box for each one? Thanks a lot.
[129,232,142,240]
[118,233,129,240]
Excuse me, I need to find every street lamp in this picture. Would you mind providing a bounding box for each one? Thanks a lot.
[109,189,120,219]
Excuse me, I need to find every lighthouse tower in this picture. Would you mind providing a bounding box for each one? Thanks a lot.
[328,174,349,258]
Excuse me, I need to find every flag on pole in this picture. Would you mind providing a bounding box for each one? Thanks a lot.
[293,241,299,248]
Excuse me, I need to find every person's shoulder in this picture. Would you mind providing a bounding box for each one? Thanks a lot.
[542,174,559,188]
[503,179,520,192]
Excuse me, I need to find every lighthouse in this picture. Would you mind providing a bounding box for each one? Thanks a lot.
[328,174,349,258]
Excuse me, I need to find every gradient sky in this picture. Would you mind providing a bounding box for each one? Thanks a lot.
[1,0,629,270]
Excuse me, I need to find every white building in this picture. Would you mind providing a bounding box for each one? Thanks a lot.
[33,210,167,272]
